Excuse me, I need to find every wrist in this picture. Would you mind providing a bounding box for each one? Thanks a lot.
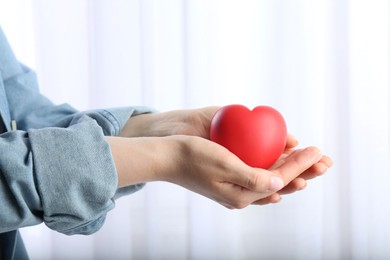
[119,113,155,137]
[119,110,190,138]
[107,135,185,187]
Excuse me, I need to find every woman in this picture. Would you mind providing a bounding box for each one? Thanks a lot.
[0,26,332,259]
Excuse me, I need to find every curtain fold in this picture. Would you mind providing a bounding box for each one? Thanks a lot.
[1,0,389,259]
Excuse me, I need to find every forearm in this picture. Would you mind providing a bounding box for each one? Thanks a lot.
[118,110,188,138]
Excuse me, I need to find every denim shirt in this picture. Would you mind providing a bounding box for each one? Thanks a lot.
[0,26,152,258]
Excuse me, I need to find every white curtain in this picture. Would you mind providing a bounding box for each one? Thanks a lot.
[1,0,389,259]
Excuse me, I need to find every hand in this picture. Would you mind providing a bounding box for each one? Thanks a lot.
[118,107,332,206]
[167,136,325,209]
[108,133,330,209]
[252,136,333,205]
[119,107,220,138]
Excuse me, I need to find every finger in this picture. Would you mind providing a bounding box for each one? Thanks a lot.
[253,178,307,205]
[292,154,332,180]
[226,147,321,197]
[286,134,299,149]
[320,154,333,168]
[272,146,322,185]
[252,193,282,205]
[269,149,301,170]
[277,178,307,195]
[300,162,328,180]
[298,153,333,180]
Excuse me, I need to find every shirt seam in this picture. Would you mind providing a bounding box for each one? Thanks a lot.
[99,110,121,136]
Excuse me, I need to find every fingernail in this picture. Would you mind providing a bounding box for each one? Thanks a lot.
[269,176,284,192]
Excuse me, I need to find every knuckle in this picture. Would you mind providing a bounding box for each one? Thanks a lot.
[246,171,259,190]
[247,171,269,192]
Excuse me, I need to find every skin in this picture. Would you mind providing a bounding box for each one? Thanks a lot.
[106,107,333,209]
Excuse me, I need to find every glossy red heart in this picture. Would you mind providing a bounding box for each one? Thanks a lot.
[210,105,287,169]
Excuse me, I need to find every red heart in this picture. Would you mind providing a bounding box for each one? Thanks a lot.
[210,105,287,169]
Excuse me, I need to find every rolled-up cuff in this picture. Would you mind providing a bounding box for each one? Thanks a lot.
[79,106,158,136]
[29,119,117,235]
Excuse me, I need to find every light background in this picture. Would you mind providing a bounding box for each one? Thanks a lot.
[0,0,389,259]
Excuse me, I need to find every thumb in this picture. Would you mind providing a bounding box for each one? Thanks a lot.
[229,167,285,193]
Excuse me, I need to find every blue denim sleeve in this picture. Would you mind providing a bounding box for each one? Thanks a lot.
[1,109,152,235]
[0,26,155,235]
